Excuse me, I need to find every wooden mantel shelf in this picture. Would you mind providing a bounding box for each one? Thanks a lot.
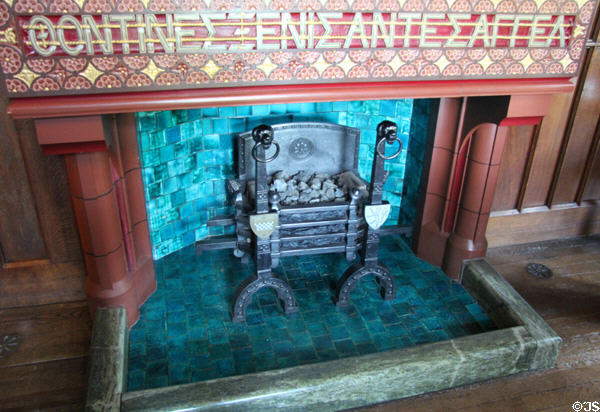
[7,78,575,120]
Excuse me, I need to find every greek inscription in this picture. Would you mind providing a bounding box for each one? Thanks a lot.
[22,12,576,57]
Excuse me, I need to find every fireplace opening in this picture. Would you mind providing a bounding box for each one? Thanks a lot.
[127,99,496,390]
[136,99,424,261]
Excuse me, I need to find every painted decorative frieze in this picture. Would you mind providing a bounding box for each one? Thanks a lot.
[0,0,596,96]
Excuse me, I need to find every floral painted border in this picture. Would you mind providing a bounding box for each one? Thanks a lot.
[0,0,595,97]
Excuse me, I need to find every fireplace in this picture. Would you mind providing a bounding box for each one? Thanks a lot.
[2,0,592,406]
[7,82,570,409]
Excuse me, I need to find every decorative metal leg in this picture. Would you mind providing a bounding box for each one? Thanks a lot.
[232,274,299,322]
[232,125,298,322]
[335,263,396,307]
[337,121,401,307]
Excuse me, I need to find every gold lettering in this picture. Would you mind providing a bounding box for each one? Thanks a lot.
[509,14,527,47]
[420,13,443,47]
[529,14,550,47]
[548,15,566,47]
[344,12,368,48]
[256,12,280,50]
[467,14,490,47]
[308,12,315,49]
[200,12,226,50]
[144,13,175,53]
[82,14,113,55]
[281,12,305,49]
[397,13,421,47]
[317,12,343,48]
[135,14,146,53]
[21,11,575,58]
[491,14,512,47]
[229,12,254,51]
[110,14,134,54]
[57,15,84,56]
[371,12,393,48]
[446,13,469,47]
[28,16,56,57]
[174,13,199,52]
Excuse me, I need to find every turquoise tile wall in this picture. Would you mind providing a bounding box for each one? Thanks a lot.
[136,99,415,260]
[400,99,436,228]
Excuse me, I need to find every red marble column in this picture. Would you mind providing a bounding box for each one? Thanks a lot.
[34,115,155,326]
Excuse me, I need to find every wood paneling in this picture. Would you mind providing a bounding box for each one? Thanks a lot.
[491,125,535,212]
[0,301,91,410]
[16,119,83,264]
[581,127,600,200]
[0,96,47,264]
[0,261,86,309]
[487,203,600,247]
[0,301,91,368]
[7,79,575,119]
[0,99,84,303]
[0,85,88,412]
[488,12,600,244]
[520,93,574,208]
[551,45,600,205]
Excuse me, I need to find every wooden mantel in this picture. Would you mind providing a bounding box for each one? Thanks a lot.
[8,78,574,119]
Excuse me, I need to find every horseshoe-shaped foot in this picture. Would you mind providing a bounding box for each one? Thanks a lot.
[232,275,298,322]
[335,263,396,307]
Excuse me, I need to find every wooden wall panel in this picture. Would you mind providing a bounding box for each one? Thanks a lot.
[0,99,84,305]
[491,125,535,212]
[0,262,86,308]
[520,93,574,208]
[487,204,600,247]
[581,126,600,201]
[15,119,83,263]
[551,46,600,205]
[0,96,47,264]
[0,104,89,410]
[488,10,600,245]
[0,301,91,368]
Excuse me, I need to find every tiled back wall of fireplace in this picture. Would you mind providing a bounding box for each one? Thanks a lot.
[136,99,422,260]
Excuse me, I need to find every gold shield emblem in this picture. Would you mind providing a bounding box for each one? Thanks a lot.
[364,204,391,230]
[250,213,278,239]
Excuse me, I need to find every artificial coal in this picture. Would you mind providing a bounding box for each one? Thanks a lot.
[268,170,348,206]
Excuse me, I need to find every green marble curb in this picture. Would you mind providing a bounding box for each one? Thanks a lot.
[85,307,129,412]
[460,259,562,370]
[117,258,561,412]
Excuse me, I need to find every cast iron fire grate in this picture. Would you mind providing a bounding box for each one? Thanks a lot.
[199,121,411,322]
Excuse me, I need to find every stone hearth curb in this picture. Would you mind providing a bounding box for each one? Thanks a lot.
[86,258,561,411]
[86,307,128,411]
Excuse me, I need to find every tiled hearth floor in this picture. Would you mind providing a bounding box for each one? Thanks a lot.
[127,235,496,391]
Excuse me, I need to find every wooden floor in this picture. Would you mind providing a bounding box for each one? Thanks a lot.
[355,235,600,412]
[1,236,599,411]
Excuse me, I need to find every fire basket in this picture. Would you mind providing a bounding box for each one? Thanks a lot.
[201,120,407,322]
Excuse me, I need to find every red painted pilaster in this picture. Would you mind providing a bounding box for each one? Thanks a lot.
[442,123,508,277]
[34,115,155,326]
[414,98,462,267]
[414,94,550,278]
